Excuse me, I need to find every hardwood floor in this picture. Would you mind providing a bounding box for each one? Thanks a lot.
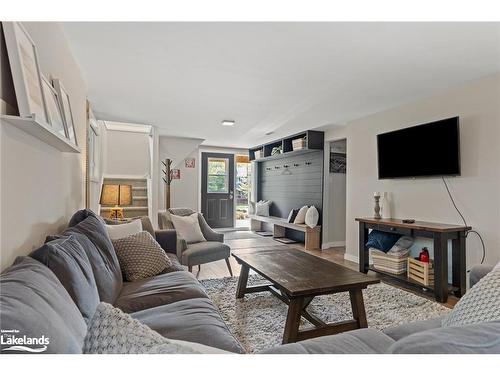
[189,230,458,308]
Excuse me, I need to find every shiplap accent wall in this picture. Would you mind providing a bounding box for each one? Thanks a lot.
[257,150,324,241]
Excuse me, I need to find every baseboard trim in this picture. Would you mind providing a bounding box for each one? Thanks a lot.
[344,253,359,264]
[322,241,346,250]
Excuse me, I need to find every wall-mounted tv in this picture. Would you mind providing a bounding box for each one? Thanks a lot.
[377,117,460,179]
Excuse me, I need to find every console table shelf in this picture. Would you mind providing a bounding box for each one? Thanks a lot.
[356,217,470,303]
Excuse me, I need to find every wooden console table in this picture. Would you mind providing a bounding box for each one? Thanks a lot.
[355,217,470,303]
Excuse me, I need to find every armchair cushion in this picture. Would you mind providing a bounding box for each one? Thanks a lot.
[181,241,231,266]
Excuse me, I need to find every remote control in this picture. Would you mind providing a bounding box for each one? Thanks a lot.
[402,219,415,224]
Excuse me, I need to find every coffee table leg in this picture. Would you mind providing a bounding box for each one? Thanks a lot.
[282,296,304,344]
[236,264,250,299]
[349,289,368,328]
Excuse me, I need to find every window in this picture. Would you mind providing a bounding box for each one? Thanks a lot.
[207,157,229,193]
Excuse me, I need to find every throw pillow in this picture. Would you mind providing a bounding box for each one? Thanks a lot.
[84,302,228,353]
[388,235,415,254]
[294,205,309,224]
[287,208,299,223]
[170,213,206,243]
[112,231,172,282]
[105,216,155,237]
[305,206,319,228]
[442,262,500,327]
[106,219,143,240]
[255,200,272,216]
[248,201,256,215]
[365,230,401,252]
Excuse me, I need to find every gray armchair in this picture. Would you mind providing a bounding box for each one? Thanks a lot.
[158,208,233,276]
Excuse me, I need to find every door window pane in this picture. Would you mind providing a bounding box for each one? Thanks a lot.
[207,158,229,193]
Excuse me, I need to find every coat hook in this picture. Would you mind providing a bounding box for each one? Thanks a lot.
[293,163,300,167]
[305,162,312,165]
[275,166,280,169]
[283,164,289,168]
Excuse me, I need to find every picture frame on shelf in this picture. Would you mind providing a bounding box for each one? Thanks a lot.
[40,75,67,138]
[52,78,77,146]
[2,22,49,123]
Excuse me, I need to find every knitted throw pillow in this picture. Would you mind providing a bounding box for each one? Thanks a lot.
[83,302,199,354]
[442,262,500,327]
[112,231,171,281]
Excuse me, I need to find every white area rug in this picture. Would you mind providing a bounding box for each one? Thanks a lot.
[200,275,450,353]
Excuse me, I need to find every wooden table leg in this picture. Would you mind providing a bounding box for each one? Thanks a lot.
[452,233,466,298]
[359,222,369,273]
[433,233,448,303]
[282,296,304,344]
[236,264,249,299]
[349,289,368,328]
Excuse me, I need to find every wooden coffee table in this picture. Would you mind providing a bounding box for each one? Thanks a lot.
[232,247,379,344]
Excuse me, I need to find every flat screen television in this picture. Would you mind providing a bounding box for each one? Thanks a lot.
[377,117,460,179]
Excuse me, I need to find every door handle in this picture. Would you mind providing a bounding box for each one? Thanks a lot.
[229,190,234,200]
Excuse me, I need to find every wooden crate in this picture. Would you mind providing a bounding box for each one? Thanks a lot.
[408,257,434,287]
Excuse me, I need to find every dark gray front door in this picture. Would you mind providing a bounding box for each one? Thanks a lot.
[201,152,234,228]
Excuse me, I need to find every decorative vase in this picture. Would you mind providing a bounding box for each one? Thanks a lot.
[380,192,391,219]
[373,192,381,219]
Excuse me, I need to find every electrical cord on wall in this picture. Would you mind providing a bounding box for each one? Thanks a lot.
[442,177,486,265]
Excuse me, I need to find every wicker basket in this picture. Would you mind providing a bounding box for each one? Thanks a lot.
[370,249,409,275]
[254,149,263,159]
[408,257,434,287]
[292,137,307,151]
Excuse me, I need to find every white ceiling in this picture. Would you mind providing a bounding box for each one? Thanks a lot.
[62,22,500,148]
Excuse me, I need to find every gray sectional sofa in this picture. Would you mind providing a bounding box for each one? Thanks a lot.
[0,208,498,354]
[0,209,244,354]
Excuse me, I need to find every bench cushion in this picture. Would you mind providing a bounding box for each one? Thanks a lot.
[131,298,245,353]
[115,271,208,313]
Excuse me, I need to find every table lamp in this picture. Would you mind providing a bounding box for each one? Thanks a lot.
[100,184,132,219]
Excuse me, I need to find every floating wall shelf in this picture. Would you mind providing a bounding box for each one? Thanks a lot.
[249,130,324,162]
[0,114,80,153]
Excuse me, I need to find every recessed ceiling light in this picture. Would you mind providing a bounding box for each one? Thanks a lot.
[221,120,235,126]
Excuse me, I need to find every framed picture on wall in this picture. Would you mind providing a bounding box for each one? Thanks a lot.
[185,157,195,168]
[40,75,67,138]
[2,22,49,123]
[52,78,77,146]
[170,169,181,180]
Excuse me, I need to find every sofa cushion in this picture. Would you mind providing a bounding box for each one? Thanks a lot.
[261,328,395,354]
[442,262,500,327]
[52,210,123,304]
[388,321,500,354]
[181,241,231,266]
[131,297,245,353]
[383,317,444,341]
[30,235,100,321]
[112,231,172,282]
[115,271,208,313]
[84,302,210,354]
[0,257,87,354]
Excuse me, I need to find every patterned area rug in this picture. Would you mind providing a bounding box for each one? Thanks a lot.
[200,275,450,353]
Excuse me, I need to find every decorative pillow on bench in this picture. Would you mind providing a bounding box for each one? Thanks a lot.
[112,231,172,282]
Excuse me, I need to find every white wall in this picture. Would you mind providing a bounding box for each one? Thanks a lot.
[0,23,87,271]
[104,130,151,177]
[344,73,500,268]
